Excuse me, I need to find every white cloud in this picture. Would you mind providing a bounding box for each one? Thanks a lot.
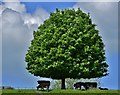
[2,8,29,45]
[23,8,49,31]
[34,8,49,21]
[2,2,49,47]
[73,2,114,12]
[91,2,113,12]
[3,0,26,13]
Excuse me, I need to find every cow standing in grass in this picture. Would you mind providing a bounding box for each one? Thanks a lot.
[37,80,50,91]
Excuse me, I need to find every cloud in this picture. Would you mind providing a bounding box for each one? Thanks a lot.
[2,9,30,47]
[3,0,26,13]
[1,1,49,87]
[73,2,118,53]
[90,2,113,12]
[23,8,49,31]
[73,2,114,12]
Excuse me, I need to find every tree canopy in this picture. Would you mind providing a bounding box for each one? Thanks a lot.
[25,8,108,89]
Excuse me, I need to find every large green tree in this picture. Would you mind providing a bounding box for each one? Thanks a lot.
[25,8,108,89]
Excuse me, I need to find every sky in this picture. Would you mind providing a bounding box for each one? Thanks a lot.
[0,0,119,89]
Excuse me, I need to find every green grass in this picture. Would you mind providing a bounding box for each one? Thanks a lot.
[1,89,120,95]
[44,89,119,93]
[1,89,36,93]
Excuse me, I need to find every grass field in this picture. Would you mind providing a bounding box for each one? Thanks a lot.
[1,89,120,95]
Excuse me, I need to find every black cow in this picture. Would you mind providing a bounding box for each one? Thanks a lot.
[74,82,97,90]
[99,87,108,90]
[37,80,50,91]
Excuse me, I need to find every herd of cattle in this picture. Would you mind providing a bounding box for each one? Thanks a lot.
[37,80,109,91]
[1,80,108,90]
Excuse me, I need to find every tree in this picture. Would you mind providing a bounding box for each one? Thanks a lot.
[25,8,109,89]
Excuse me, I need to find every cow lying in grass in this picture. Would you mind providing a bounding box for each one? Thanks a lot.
[99,87,108,90]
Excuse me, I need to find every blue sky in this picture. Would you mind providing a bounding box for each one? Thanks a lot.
[22,2,76,13]
[0,0,119,89]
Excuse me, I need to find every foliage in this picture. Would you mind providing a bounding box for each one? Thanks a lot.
[25,8,109,89]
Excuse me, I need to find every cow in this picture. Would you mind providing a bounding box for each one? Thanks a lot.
[74,82,97,90]
[99,87,108,90]
[37,80,50,91]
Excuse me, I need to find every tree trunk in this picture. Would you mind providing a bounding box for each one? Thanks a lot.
[61,78,66,89]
